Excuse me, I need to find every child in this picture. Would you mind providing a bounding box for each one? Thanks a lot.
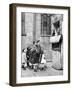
[21,48,27,70]
[39,53,47,71]
[41,54,46,64]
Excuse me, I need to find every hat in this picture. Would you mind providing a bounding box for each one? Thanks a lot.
[36,40,40,43]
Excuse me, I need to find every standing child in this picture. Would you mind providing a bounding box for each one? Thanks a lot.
[22,48,27,70]
[39,53,47,71]
[41,54,46,64]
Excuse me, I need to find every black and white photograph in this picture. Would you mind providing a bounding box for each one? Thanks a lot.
[21,13,63,77]
[9,4,70,86]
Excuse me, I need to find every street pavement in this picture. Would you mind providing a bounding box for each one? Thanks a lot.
[21,62,63,77]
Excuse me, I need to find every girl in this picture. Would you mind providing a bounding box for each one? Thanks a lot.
[41,53,46,64]
[22,48,27,70]
[39,53,47,71]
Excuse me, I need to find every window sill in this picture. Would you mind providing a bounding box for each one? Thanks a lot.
[41,35,51,37]
[52,48,61,52]
[21,34,27,36]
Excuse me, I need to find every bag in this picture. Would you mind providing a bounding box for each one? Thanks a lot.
[50,35,61,43]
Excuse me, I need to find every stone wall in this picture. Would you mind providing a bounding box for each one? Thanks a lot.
[21,13,34,50]
[35,14,52,61]
[21,13,52,62]
[51,14,63,69]
[21,13,63,66]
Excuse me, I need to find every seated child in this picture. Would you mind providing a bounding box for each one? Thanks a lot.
[21,48,27,70]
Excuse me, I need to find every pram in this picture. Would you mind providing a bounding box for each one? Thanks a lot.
[26,47,47,71]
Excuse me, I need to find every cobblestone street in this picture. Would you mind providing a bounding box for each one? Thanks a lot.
[21,62,63,77]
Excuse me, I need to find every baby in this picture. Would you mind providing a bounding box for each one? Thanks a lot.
[21,48,27,70]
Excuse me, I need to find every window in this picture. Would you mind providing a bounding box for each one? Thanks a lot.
[41,14,51,36]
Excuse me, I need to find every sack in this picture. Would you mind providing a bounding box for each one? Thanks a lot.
[50,35,61,43]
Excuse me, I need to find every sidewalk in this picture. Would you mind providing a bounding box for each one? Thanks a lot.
[21,62,63,77]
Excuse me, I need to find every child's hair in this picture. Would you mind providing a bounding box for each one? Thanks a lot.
[22,48,25,52]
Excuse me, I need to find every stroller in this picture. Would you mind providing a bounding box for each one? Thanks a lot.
[26,46,47,72]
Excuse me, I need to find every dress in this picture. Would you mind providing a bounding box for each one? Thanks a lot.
[41,54,46,64]
[22,52,27,67]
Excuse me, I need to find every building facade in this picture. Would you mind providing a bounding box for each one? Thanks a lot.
[21,12,63,70]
